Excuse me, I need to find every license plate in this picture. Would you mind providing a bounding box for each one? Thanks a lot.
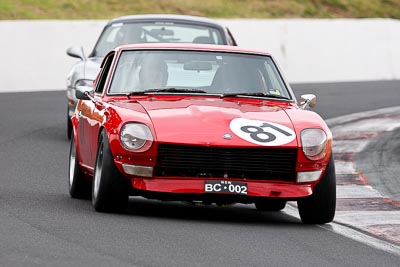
[204,181,248,195]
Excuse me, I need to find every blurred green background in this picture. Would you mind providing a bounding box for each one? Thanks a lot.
[1,0,400,19]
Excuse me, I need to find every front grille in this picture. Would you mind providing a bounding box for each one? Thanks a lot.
[154,144,297,181]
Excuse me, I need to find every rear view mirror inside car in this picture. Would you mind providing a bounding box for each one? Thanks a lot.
[184,61,213,71]
[150,28,174,36]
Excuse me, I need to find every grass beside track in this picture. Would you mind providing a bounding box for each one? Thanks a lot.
[1,0,400,20]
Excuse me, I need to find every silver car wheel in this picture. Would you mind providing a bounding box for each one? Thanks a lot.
[93,143,103,200]
[69,140,76,187]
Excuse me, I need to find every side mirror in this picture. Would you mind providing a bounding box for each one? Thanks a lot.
[75,85,92,100]
[67,46,86,61]
[300,94,317,109]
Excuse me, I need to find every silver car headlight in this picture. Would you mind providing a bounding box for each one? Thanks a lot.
[300,128,327,161]
[120,123,153,152]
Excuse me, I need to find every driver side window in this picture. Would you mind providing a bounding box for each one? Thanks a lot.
[95,53,115,95]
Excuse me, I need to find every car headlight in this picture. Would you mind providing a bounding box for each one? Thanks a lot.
[300,128,327,160]
[120,123,153,152]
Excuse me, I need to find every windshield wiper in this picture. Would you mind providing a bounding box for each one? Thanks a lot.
[144,88,207,94]
[263,94,290,100]
[126,91,146,97]
[221,92,289,100]
[127,88,207,97]
[222,92,266,98]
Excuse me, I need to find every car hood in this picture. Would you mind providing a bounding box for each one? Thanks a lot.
[130,98,299,147]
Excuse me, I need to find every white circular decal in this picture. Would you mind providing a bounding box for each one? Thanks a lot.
[230,118,296,146]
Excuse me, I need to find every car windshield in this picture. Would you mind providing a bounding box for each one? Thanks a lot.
[93,22,224,57]
[108,50,291,99]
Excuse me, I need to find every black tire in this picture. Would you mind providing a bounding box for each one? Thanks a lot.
[255,199,287,211]
[92,129,129,212]
[68,133,91,199]
[297,155,336,224]
[67,111,72,140]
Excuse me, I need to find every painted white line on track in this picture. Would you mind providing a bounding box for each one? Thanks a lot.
[326,106,400,127]
[284,204,400,256]
[335,211,400,227]
[337,185,383,198]
[333,140,369,153]
[335,161,357,174]
[331,118,400,133]
[283,107,400,253]
[321,223,400,257]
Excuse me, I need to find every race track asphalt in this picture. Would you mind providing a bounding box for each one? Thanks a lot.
[292,80,400,119]
[1,81,400,266]
[357,127,400,202]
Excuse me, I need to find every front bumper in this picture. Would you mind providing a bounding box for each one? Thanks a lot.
[129,177,313,199]
[113,143,329,201]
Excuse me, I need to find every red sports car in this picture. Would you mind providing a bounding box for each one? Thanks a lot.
[69,43,336,224]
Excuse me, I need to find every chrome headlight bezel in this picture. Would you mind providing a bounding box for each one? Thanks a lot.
[300,128,327,161]
[120,123,154,152]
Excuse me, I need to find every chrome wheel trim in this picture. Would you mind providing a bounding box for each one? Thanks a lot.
[93,143,103,200]
[69,140,76,187]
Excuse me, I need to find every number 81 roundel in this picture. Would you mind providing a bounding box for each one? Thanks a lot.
[229,118,296,146]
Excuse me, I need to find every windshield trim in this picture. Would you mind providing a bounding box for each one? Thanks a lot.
[108,92,295,103]
[105,49,295,102]
[90,21,227,58]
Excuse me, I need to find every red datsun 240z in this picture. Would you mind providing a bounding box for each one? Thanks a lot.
[69,43,336,224]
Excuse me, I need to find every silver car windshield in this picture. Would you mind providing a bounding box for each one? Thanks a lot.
[93,22,224,57]
[108,50,291,99]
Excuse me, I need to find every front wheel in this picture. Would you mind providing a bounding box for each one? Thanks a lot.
[67,106,72,140]
[297,155,336,224]
[92,129,129,212]
[68,133,91,199]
